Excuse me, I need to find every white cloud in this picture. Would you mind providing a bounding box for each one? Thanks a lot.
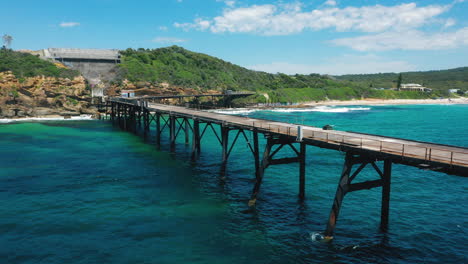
[324,0,337,6]
[175,18,211,31]
[59,22,80,28]
[332,27,468,51]
[248,54,416,75]
[176,2,452,35]
[159,26,168,31]
[217,0,236,7]
[444,18,456,28]
[152,37,187,43]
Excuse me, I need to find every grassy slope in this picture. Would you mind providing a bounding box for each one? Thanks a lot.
[335,67,468,92]
[118,46,460,103]
[0,48,79,79]
[118,46,373,102]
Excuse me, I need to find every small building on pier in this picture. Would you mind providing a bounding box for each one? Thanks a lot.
[120,90,135,98]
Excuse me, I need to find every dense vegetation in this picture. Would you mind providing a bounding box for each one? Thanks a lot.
[118,46,460,103]
[335,67,468,93]
[0,48,79,79]
[118,46,342,91]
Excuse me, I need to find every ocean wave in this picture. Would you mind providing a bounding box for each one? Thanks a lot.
[0,115,94,124]
[211,106,371,115]
[211,109,257,115]
[270,106,371,113]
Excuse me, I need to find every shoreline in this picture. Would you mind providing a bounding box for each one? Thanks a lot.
[300,97,468,107]
[1,98,466,122]
[0,114,95,123]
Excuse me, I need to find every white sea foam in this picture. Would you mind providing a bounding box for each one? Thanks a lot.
[211,109,257,115]
[211,106,371,115]
[310,232,326,242]
[270,106,371,113]
[0,115,94,124]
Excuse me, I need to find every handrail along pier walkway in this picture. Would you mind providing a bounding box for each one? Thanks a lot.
[107,97,468,239]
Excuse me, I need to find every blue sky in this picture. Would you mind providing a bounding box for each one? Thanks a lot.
[2,0,468,75]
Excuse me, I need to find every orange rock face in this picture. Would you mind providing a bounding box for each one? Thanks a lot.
[0,71,96,118]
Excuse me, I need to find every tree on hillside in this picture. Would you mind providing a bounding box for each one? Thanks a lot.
[2,34,13,49]
[396,73,402,91]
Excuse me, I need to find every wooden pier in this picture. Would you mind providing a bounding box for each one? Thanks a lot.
[106,97,468,239]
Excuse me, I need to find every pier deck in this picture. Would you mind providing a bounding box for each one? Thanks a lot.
[145,102,468,175]
[107,98,467,239]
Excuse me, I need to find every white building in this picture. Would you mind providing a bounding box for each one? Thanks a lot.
[400,83,432,92]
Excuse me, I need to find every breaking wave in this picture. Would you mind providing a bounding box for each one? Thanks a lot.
[271,106,371,113]
[211,109,257,115]
[0,115,94,124]
[211,106,371,115]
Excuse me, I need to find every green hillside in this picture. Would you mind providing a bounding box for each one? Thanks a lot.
[335,67,468,93]
[0,48,79,79]
[118,46,339,91]
[117,46,404,102]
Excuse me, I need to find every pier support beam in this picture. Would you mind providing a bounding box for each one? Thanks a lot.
[380,160,392,231]
[191,119,201,159]
[221,125,230,165]
[169,115,176,151]
[299,142,306,200]
[249,135,305,206]
[184,118,190,145]
[155,113,161,149]
[324,153,391,239]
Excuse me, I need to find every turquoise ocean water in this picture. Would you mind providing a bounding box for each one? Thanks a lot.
[0,104,466,263]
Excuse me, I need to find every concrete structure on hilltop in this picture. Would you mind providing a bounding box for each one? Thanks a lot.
[37,48,121,97]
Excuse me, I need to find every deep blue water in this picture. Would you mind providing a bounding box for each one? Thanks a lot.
[0,104,466,264]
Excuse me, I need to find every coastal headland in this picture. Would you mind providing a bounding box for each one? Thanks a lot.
[1,46,467,120]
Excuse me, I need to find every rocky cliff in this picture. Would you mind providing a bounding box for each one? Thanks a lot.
[0,71,97,118]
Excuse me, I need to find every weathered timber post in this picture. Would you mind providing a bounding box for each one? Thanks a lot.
[155,113,161,149]
[221,124,230,165]
[117,103,121,128]
[324,153,389,239]
[299,142,306,200]
[169,114,176,151]
[132,106,137,133]
[124,105,129,131]
[249,136,273,206]
[381,160,392,231]
[124,105,129,132]
[142,109,148,139]
[137,103,142,128]
[146,110,150,135]
[191,118,201,159]
[253,130,260,180]
[324,152,353,239]
[105,99,108,120]
[110,102,114,124]
[184,118,190,145]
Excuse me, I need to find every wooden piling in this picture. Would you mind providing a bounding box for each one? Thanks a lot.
[184,118,190,145]
[249,137,273,206]
[221,125,229,165]
[324,152,353,238]
[380,160,392,231]
[192,119,200,159]
[299,142,306,200]
[170,115,176,151]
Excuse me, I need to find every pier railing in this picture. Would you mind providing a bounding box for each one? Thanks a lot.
[195,115,468,168]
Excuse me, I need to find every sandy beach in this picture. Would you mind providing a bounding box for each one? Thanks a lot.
[302,97,468,107]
